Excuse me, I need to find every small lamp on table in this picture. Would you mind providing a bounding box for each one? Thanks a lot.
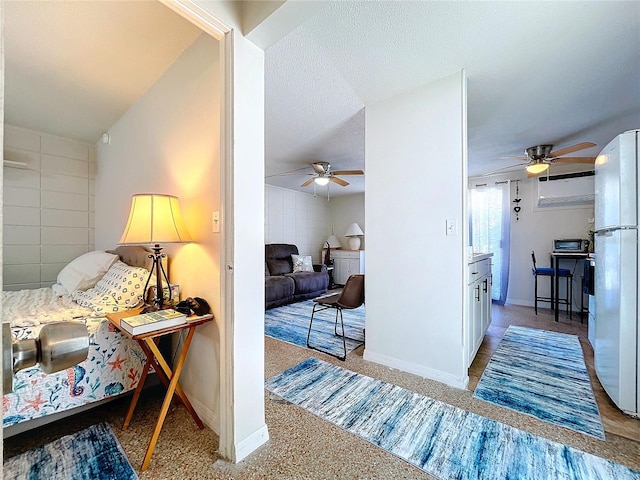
[118,193,192,310]
[344,223,364,251]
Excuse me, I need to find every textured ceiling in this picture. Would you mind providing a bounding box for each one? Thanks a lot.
[265,1,640,196]
[3,1,202,144]
[3,1,639,199]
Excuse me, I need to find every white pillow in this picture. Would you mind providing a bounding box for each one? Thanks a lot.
[292,254,314,273]
[71,261,149,311]
[57,250,119,293]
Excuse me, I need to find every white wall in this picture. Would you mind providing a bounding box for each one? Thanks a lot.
[94,32,223,426]
[265,184,330,263]
[509,177,592,309]
[3,126,95,290]
[364,71,468,388]
[224,30,270,461]
[329,193,365,250]
[469,173,593,311]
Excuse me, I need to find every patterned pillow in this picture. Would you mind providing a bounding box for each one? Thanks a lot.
[72,261,150,310]
[291,254,313,273]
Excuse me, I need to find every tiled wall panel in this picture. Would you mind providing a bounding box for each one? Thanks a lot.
[4,246,40,265]
[264,185,331,264]
[3,125,95,289]
[4,186,40,207]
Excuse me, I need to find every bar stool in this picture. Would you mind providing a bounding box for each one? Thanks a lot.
[531,250,573,317]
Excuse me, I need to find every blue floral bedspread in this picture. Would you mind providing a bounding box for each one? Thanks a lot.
[3,316,147,427]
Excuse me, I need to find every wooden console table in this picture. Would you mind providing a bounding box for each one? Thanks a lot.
[107,309,214,471]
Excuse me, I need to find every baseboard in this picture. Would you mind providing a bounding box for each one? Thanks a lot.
[189,396,269,463]
[363,349,469,390]
[190,395,220,435]
[235,424,270,463]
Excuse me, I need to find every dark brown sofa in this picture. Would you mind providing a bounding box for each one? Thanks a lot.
[265,244,329,309]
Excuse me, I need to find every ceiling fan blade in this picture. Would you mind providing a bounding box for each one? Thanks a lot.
[332,169,364,176]
[552,156,596,164]
[481,162,528,176]
[549,142,596,158]
[301,178,315,187]
[330,176,349,187]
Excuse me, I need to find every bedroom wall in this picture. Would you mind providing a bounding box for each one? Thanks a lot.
[94,33,223,429]
[3,125,95,290]
[265,184,330,263]
[364,71,468,388]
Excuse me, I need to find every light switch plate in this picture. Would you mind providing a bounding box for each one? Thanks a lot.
[446,219,457,236]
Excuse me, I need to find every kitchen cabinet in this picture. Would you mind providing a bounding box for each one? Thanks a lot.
[327,250,365,285]
[467,254,493,367]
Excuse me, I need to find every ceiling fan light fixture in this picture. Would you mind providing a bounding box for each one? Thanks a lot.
[526,162,549,174]
[314,176,330,186]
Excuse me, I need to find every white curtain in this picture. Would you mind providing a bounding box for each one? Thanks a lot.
[470,181,510,304]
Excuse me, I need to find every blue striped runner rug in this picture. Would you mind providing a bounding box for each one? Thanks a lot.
[266,358,639,480]
[265,299,365,357]
[473,326,604,440]
[3,422,138,480]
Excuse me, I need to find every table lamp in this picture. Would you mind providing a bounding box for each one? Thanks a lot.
[344,223,364,250]
[324,234,342,264]
[118,193,192,309]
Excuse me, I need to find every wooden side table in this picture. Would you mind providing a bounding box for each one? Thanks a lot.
[107,309,214,471]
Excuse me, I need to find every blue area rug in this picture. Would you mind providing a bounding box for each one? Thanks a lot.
[266,358,640,480]
[3,422,138,480]
[265,299,365,357]
[473,326,604,440]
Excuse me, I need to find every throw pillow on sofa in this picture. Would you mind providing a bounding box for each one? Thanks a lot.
[291,254,313,273]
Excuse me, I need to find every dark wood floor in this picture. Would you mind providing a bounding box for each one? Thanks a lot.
[469,303,640,442]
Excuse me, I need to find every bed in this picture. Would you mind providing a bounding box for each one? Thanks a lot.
[3,245,157,435]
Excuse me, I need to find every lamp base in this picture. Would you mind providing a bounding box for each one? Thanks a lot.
[347,237,361,251]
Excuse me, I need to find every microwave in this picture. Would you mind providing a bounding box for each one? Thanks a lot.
[553,238,589,253]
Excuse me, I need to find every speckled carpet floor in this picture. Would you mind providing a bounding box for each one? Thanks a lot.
[266,357,640,480]
[473,326,605,440]
[265,299,365,357]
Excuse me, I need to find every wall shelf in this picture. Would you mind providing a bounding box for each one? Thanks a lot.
[3,159,29,169]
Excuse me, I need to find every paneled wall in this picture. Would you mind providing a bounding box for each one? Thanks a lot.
[3,125,95,290]
[265,185,330,263]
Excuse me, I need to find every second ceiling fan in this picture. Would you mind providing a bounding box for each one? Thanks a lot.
[300,162,364,187]
[490,141,597,176]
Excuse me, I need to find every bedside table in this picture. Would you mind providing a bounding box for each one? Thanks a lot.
[107,309,214,471]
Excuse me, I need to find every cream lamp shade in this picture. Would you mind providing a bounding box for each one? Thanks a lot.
[344,223,364,251]
[118,193,191,309]
[314,176,330,186]
[119,194,192,245]
[326,234,342,248]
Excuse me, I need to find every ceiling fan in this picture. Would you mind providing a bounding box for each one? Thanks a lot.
[487,142,597,176]
[299,162,364,187]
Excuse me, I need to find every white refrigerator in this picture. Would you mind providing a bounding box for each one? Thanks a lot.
[594,129,639,417]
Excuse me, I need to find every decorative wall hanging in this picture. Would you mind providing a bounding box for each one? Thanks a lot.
[513,180,521,221]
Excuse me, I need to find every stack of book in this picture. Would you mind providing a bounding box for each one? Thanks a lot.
[120,309,187,335]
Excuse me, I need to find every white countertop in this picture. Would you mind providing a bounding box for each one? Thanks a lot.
[468,252,493,264]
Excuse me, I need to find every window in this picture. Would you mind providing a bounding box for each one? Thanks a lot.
[470,181,510,304]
